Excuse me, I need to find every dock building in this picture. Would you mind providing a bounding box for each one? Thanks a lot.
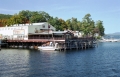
[0,22,55,40]
[0,22,96,50]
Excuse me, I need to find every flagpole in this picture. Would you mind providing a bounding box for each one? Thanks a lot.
[48,23,49,41]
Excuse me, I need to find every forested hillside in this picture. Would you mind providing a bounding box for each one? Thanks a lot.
[0,14,12,19]
[0,10,105,36]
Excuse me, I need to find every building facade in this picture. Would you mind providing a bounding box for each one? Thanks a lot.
[0,22,56,40]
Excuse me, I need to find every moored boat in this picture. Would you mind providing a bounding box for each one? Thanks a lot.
[38,42,58,51]
[99,37,119,42]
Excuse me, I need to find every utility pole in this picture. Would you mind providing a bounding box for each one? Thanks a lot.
[0,39,1,50]
[48,23,49,41]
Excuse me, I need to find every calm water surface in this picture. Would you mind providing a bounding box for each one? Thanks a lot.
[0,42,120,77]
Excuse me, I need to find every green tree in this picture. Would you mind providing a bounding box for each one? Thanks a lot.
[96,20,105,36]
[66,18,80,31]
[58,19,67,30]
[71,17,78,31]
[77,21,82,31]
[0,10,105,36]
[49,17,60,31]
[30,11,46,23]
[66,19,72,30]
[0,14,12,19]
[6,14,24,26]
[81,14,95,36]
[39,11,51,21]
[19,10,32,23]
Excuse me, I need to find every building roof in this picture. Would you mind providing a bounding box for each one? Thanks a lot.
[12,22,46,27]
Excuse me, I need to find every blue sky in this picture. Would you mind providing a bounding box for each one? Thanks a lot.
[0,0,120,34]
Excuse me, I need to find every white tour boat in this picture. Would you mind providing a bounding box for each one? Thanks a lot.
[38,42,58,51]
[99,37,119,42]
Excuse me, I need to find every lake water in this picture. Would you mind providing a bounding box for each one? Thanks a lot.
[0,42,120,77]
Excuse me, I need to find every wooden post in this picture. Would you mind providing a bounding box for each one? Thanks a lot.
[84,42,86,49]
[64,43,66,51]
[22,42,24,49]
[0,40,1,50]
[88,41,90,48]
[81,43,83,50]
[0,44,1,50]
[96,40,98,47]
[76,42,78,50]
[17,42,19,49]
[70,41,72,50]
[59,44,61,51]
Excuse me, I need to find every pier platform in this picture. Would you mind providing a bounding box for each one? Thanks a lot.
[3,37,97,51]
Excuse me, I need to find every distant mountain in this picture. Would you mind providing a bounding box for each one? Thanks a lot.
[106,32,120,35]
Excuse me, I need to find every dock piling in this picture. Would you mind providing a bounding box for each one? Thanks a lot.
[0,45,1,50]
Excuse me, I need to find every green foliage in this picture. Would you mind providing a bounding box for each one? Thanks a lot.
[96,36,101,39]
[0,11,105,36]
[30,12,46,23]
[82,14,96,36]
[0,14,12,19]
[96,20,105,36]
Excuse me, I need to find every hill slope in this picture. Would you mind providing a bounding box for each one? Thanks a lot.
[0,14,12,19]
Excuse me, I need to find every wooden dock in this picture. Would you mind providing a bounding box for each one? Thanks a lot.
[0,39,8,50]
[2,37,97,51]
[56,37,97,51]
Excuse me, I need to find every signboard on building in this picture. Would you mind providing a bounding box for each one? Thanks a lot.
[0,34,2,39]
[0,40,1,44]
[13,29,25,35]
[0,34,2,44]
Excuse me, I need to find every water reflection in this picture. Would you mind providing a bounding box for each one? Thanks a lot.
[0,49,30,77]
[0,42,120,77]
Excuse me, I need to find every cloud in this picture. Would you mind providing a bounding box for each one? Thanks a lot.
[53,5,78,10]
[95,9,120,14]
[46,5,87,20]
[107,9,120,13]
[47,5,86,14]
[0,8,20,14]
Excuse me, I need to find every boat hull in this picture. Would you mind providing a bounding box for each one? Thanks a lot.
[99,39,119,42]
[38,46,56,51]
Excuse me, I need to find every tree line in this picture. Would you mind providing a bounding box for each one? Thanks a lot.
[0,10,105,36]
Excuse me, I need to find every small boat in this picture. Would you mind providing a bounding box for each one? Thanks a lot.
[19,45,23,48]
[38,46,56,51]
[38,32,58,51]
[99,37,119,42]
[106,39,118,42]
[29,46,34,49]
[38,42,58,51]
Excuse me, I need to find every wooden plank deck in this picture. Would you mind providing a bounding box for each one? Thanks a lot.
[7,39,65,42]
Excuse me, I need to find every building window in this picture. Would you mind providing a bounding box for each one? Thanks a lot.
[42,25,45,28]
[35,28,39,33]
[26,35,27,38]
